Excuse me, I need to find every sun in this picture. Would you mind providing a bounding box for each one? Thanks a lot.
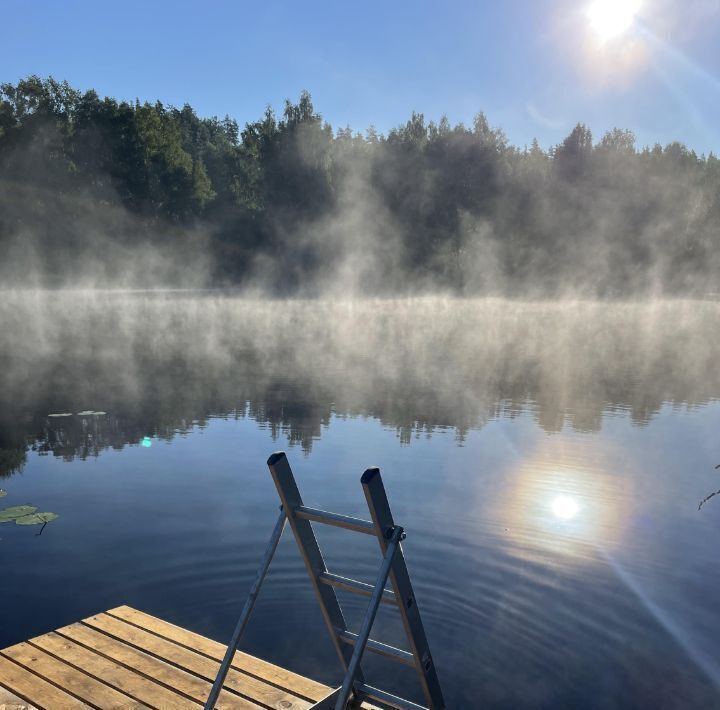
[587,0,642,41]
[552,495,581,520]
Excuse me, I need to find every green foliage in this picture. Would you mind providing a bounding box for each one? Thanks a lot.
[1,76,719,296]
[0,505,37,522]
[0,489,59,527]
[15,512,59,525]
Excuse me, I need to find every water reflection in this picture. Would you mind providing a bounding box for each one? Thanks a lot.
[499,437,635,567]
[1,294,720,477]
[0,295,719,707]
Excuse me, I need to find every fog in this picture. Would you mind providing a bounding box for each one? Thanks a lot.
[3,82,720,710]
[1,79,719,296]
[1,292,718,476]
[2,79,719,502]
[3,290,719,710]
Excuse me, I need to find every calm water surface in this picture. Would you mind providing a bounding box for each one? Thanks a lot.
[1,294,719,708]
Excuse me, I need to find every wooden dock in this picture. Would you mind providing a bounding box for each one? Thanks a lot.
[0,605,375,709]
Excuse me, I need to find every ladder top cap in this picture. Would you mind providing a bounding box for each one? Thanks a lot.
[361,466,381,484]
[267,451,287,466]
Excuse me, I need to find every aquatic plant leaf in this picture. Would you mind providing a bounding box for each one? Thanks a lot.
[0,489,6,498]
[15,512,59,525]
[0,505,38,522]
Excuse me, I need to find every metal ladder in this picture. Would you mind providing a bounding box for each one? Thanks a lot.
[205,451,446,710]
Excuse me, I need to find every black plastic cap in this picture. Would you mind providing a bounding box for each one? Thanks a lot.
[361,466,381,484]
[267,451,286,466]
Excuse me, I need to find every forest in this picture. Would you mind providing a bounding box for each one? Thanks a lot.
[1,76,719,296]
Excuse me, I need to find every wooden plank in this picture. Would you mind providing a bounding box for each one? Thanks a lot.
[1,605,348,710]
[107,607,329,701]
[83,614,310,710]
[0,651,90,709]
[30,633,199,710]
[55,624,251,710]
[0,683,40,709]
[0,642,145,709]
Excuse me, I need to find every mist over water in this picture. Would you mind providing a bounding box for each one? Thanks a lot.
[1,293,719,457]
[1,292,719,708]
[0,290,716,483]
[3,79,720,298]
[2,16,720,710]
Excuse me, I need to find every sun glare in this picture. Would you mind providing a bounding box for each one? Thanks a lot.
[587,0,642,41]
[552,495,581,520]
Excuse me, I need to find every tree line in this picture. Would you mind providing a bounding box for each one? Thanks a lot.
[1,76,719,295]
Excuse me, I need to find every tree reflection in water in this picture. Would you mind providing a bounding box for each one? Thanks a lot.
[1,294,719,486]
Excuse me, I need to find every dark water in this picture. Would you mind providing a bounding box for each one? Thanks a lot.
[1,293,719,709]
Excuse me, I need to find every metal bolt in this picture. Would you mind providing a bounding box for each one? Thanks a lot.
[422,652,432,672]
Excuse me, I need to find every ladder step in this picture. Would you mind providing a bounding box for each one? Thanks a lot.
[356,683,429,710]
[335,629,415,667]
[318,572,397,605]
[294,505,376,535]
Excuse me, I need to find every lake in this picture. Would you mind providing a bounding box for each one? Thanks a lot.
[1,293,719,708]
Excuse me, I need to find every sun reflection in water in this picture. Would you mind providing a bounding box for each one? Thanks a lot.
[496,441,633,561]
[487,443,719,689]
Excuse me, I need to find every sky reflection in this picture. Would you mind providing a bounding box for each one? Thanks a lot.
[1,297,719,707]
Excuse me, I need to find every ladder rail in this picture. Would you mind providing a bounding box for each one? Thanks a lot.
[357,683,430,710]
[267,452,364,683]
[334,525,404,709]
[335,629,415,667]
[204,507,286,710]
[362,467,446,709]
[295,505,376,535]
[206,452,445,710]
[318,572,397,605]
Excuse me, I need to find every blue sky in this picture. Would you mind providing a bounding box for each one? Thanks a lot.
[2,0,718,153]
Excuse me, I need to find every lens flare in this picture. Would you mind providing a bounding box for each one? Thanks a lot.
[587,0,641,41]
[552,495,580,520]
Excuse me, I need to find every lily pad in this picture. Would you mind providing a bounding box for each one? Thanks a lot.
[0,505,38,522]
[0,489,6,498]
[15,512,59,525]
